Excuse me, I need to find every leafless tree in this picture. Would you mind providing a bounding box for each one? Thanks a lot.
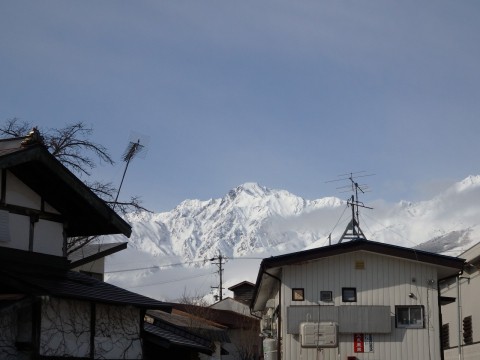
[0,118,151,253]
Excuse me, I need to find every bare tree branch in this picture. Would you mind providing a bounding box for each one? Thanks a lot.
[1,118,152,252]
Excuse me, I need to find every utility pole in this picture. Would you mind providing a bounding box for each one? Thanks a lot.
[210,253,226,301]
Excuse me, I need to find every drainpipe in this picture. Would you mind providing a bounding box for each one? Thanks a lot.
[264,270,282,360]
[456,275,462,360]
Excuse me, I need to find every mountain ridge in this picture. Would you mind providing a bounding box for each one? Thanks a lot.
[109,176,480,262]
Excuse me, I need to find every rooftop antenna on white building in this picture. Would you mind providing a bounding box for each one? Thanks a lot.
[114,132,149,207]
[327,171,374,243]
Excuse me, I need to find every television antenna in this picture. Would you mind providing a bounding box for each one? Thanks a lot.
[114,132,149,206]
[326,171,374,243]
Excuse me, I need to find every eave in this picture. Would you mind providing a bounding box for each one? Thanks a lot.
[0,144,131,237]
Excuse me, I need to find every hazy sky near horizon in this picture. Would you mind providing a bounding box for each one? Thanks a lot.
[1,1,479,212]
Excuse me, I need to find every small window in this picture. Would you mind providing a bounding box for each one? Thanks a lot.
[355,260,365,270]
[342,288,357,302]
[441,323,450,349]
[320,291,333,302]
[395,305,424,328]
[463,316,473,344]
[292,288,304,301]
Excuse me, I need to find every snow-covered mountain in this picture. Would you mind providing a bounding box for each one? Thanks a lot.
[104,176,480,301]
[117,182,345,261]
[110,177,480,260]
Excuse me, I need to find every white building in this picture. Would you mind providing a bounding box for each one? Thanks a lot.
[0,131,170,359]
[251,239,464,360]
[440,241,480,360]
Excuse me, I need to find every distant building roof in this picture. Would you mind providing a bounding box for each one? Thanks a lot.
[228,281,255,291]
[144,322,214,355]
[0,137,131,237]
[172,303,259,330]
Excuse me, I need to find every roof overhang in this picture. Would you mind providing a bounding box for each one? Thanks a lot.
[68,242,128,268]
[251,239,465,311]
[0,143,131,237]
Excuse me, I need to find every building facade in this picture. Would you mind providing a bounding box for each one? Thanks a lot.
[251,239,464,360]
[0,132,169,359]
[440,241,480,360]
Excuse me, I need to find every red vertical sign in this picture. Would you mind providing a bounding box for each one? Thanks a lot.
[354,333,364,353]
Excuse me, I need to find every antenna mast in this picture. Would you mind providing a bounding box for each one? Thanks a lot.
[114,133,149,208]
[327,172,374,243]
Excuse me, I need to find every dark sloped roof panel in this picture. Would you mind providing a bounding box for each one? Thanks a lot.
[0,250,170,310]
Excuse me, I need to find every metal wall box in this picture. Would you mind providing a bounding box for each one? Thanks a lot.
[300,322,338,348]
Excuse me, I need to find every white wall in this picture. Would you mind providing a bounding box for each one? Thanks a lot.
[33,220,64,256]
[5,172,42,210]
[441,243,480,360]
[279,251,441,360]
[0,171,64,256]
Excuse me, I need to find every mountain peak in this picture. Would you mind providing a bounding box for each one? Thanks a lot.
[229,182,270,198]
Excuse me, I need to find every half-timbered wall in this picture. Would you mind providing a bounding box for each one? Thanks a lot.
[0,171,64,256]
[40,297,143,359]
[277,250,441,360]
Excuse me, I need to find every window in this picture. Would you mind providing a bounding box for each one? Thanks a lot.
[395,306,424,328]
[463,316,473,344]
[342,288,357,302]
[292,288,304,301]
[320,291,333,302]
[441,323,450,349]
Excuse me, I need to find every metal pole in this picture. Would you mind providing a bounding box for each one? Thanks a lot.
[457,275,462,360]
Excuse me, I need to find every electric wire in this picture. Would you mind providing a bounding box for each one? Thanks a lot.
[123,271,217,289]
[105,256,264,274]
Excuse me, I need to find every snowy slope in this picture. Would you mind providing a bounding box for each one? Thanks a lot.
[103,176,480,302]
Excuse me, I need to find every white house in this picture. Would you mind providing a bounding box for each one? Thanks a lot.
[440,241,480,360]
[250,239,464,360]
[0,131,170,359]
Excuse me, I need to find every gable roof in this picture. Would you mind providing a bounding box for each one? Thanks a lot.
[0,138,131,237]
[251,239,465,310]
[144,322,214,356]
[228,281,255,291]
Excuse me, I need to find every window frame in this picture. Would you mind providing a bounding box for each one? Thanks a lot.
[395,305,425,329]
[320,290,333,302]
[341,287,357,302]
[292,288,305,301]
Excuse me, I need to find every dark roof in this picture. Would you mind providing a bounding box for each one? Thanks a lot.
[68,242,128,268]
[148,308,230,343]
[228,281,255,291]
[172,303,259,330]
[0,248,170,310]
[0,138,130,237]
[259,238,464,275]
[251,239,465,309]
[144,322,213,355]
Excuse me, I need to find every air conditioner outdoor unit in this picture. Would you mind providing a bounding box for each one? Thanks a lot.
[300,322,338,348]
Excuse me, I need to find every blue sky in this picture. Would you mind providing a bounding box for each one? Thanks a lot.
[1,1,479,212]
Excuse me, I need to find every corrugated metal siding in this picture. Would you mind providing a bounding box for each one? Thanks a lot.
[280,250,441,360]
[287,305,390,334]
[338,305,391,333]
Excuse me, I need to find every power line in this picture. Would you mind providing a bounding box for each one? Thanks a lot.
[124,271,217,289]
[105,256,263,274]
